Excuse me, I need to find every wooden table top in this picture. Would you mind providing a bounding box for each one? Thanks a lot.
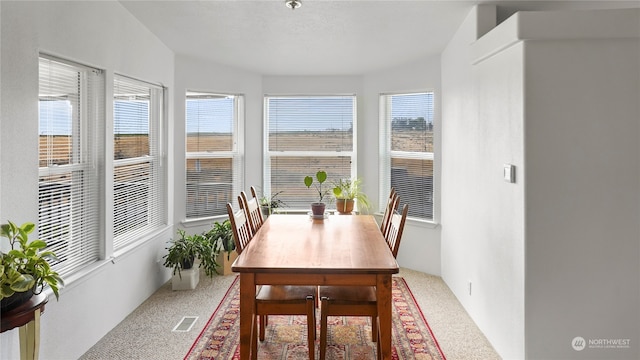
[1,293,48,333]
[232,214,399,274]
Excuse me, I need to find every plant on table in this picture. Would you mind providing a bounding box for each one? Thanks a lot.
[332,177,371,214]
[304,170,331,216]
[1,221,64,311]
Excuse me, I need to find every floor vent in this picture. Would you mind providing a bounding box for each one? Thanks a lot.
[172,316,198,332]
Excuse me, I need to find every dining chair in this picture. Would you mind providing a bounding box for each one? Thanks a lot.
[319,204,409,360]
[379,188,399,238]
[227,200,317,360]
[240,186,264,236]
[385,203,409,258]
[227,200,252,254]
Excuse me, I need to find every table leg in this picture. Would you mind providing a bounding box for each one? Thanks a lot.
[376,274,393,360]
[239,273,255,360]
[18,308,41,360]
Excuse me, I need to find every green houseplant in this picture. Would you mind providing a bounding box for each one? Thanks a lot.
[304,170,330,216]
[163,228,221,280]
[332,178,371,214]
[206,220,234,260]
[1,221,64,311]
[259,191,287,217]
[205,220,237,275]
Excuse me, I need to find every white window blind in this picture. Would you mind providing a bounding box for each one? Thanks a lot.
[113,75,165,250]
[185,92,244,218]
[38,55,103,276]
[380,92,435,220]
[264,96,355,209]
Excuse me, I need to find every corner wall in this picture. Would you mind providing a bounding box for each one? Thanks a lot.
[0,2,175,359]
[441,5,526,359]
[521,10,640,358]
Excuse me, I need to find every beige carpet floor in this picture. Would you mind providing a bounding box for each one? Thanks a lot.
[80,268,501,359]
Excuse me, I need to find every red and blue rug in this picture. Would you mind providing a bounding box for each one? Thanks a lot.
[185,276,446,359]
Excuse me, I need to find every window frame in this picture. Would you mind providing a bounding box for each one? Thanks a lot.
[379,91,436,223]
[263,95,358,211]
[184,91,245,220]
[37,54,104,277]
[112,74,167,252]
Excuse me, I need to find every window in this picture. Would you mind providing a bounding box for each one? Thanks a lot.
[113,75,165,250]
[264,96,356,209]
[185,92,244,218]
[38,55,104,276]
[380,92,435,220]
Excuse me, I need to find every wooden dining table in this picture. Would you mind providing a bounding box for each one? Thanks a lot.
[231,213,400,360]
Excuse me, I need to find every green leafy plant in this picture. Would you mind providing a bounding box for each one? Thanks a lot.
[259,191,287,215]
[0,221,64,302]
[304,170,330,203]
[332,177,371,212]
[205,220,235,261]
[163,228,221,278]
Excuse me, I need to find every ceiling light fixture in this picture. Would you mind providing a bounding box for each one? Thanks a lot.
[285,0,302,10]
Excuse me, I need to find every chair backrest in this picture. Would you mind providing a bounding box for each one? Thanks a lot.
[380,188,399,238]
[227,200,252,254]
[240,186,264,236]
[386,204,408,258]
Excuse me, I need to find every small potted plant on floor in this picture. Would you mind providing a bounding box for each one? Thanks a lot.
[304,170,331,216]
[332,177,371,214]
[163,228,221,290]
[1,221,64,311]
[205,220,237,275]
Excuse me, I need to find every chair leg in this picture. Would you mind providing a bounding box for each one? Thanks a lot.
[319,297,329,360]
[371,315,378,342]
[259,315,266,341]
[376,317,382,360]
[251,315,258,360]
[306,295,316,360]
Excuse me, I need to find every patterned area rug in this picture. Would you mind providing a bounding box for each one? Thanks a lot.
[185,277,446,360]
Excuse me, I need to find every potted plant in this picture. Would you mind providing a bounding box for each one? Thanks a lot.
[304,170,330,216]
[1,221,64,311]
[163,228,221,290]
[259,191,287,218]
[332,177,371,214]
[205,220,237,275]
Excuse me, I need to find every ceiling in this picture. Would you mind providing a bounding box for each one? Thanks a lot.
[118,0,640,76]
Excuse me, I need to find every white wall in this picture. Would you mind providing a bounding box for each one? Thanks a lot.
[517,10,640,359]
[0,2,175,359]
[441,5,526,359]
[443,6,640,360]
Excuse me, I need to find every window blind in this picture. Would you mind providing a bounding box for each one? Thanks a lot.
[113,75,165,250]
[265,96,355,209]
[380,92,435,220]
[185,92,243,218]
[38,55,103,276]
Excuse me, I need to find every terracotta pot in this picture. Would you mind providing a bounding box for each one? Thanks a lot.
[310,202,326,216]
[335,199,355,214]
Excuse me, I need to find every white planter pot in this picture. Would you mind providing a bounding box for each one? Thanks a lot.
[172,267,199,290]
